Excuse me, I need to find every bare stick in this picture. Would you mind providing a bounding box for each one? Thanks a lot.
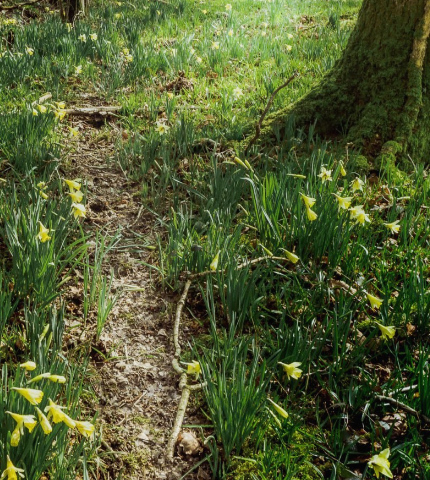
[245,71,299,155]
[375,395,430,424]
[0,0,43,10]
[31,92,52,107]
[64,106,122,116]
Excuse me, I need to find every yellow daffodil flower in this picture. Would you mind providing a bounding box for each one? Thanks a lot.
[66,23,73,32]
[267,398,288,419]
[37,104,47,114]
[28,372,66,384]
[55,101,66,109]
[376,322,396,340]
[384,220,400,234]
[282,249,299,264]
[367,293,383,310]
[124,53,133,62]
[37,222,51,243]
[351,177,365,192]
[232,87,243,99]
[300,193,316,208]
[114,12,122,19]
[185,360,201,378]
[233,156,249,170]
[69,126,79,137]
[0,456,25,480]
[333,194,352,210]
[39,190,48,200]
[72,203,86,219]
[89,33,98,41]
[368,448,393,479]
[65,179,81,191]
[78,33,87,42]
[211,41,220,50]
[37,181,47,190]
[202,9,207,14]
[32,108,38,116]
[305,205,317,221]
[35,407,52,434]
[355,209,371,225]
[12,387,43,405]
[67,189,84,203]
[349,205,364,217]
[210,251,220,271]
[75,420,95,438]
[7,412,37,446]
[155,121,169,134]
[340,161,347,176]
[228,29,233,36]
[75,65,82,75]
[260,244,273,257]
[196,56,203,63]
[318,166,332,183]
[44,399,76,428]
[225,3,232,11]
[25,46,34,55]
[286,45,292,51]
[278,361,302,380]
[54,109,66,120]
[20,361,36,371]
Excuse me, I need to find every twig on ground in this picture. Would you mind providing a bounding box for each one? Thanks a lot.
[375,395,430,424]
[0,0,43,10]
[245,71,299,155]
[64,106,122,116]
[31,92,52,106]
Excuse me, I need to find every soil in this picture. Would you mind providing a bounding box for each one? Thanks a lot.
[62,101,208,479]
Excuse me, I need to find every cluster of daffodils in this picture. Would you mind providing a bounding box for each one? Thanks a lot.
[32,100,67,120]
[78,32,98,42]
[36,179,86,244]
[1,361,95,480]
[119,47,133,63]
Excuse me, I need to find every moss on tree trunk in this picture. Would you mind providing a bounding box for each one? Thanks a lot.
[256,0,430,167]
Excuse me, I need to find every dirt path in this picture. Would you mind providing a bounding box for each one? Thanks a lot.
[64,112,203,479]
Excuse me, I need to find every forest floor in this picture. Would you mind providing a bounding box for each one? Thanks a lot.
[2,0,430,479]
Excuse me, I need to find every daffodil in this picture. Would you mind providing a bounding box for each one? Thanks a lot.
[37,181,47,190]
[202,9,207,14]
[384,220,400,234]
[260,244,273,256]
[376,322,396,340]
[75,65,82,75]
[78,33,87,42]
[0,456,25,480]
[300,193,316,208]
[44,399,76,429]
[67,189,84,203]
[305,205,317,221]
[340,161,347,176]
[7,412,37,446]
[124,53,133,62]
[196,56,203,63]
[351,177,365,192]
[114,12,122,19]
[55,101,66,109]
[210,251,220,271]
[54,109,66,120]
[89,33,97,41]
[232,87,243,99]
[367,293,383,310]
[35,407,52,434]
[65,179,81,191]
[20,361,36,371]
[39,190,48,199]
[75,420,95,437]
[72,203,86,219]
[69,126,79,137]
[287,33,294,39]
[12,387,43,405]
[225,3,232,11]
[155,121,169,134]
[37,104,47,114]
[368,448,393,478]
[286,45,292,51]
[211,41,220,50]
[185,360,201,378]
[32,108,38,116]
[318,166,332,183]
[37,222,51,243]
[355,209,371,225]
[66,23,73,32]
[278,361,302,380]
[267,398,288,419]
[228,28,233,36]
[333,194,353,210]
[28,372,66,384]
[25,46,34,55]
[283,249,299,264]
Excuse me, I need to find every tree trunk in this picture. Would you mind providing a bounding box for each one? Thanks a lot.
[259,0,430,167]
[61,0,87,23]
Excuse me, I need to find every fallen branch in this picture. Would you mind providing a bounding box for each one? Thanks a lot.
[64,106,122,116]
[0,0,43,10]
[245,71,299,155]
[31,92,52,107]
[375,395,430,424]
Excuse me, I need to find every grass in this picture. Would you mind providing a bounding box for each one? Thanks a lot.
[1,0,430,478]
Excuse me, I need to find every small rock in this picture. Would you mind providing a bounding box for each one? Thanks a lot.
[115,361,127,371]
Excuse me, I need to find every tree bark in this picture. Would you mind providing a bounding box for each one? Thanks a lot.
[258,0,430,167]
